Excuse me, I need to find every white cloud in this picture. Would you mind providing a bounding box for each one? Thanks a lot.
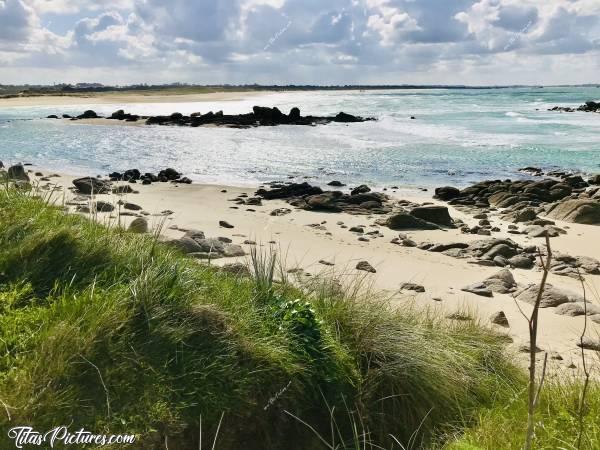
[1,0,600,85]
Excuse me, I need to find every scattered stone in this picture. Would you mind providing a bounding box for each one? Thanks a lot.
[123,202,142,211]
[319,260,335,266]
[400,283,425,293]
[219,220,234,229]
[95,201,114,212]
[490,311,509,326]
[356,261,376,273]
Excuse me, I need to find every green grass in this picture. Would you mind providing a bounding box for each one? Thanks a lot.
[0,185,594,449]
[444,379,600,450]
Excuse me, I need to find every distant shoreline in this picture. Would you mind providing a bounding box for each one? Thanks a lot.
[0,90,270,107]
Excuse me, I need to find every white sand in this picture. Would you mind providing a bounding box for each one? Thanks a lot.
[0,91,269,107]
[27,167,600,376]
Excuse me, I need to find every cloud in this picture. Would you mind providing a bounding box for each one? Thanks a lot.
[1,0,600,85]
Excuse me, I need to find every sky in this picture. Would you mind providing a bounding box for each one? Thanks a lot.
[1,0,600,86]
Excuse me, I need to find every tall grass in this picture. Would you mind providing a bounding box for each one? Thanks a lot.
[0,186,527,449]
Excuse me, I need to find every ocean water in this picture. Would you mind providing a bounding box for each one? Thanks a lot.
[1,87,599,189]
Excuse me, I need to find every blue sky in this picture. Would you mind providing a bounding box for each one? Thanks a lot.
[1,0,600,85]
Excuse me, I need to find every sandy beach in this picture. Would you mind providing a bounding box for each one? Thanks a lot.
[23,166,600,378]
[0,90,269,107]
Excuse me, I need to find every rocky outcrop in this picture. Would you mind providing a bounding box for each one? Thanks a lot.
[61,106,375,128]
[514,284,580,308]
[546,199,600,224]
[549,101,600,113]
[256,182,392,216]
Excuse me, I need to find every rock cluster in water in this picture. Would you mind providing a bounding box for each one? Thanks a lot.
[548,100,600,113]
[47,106,375,128]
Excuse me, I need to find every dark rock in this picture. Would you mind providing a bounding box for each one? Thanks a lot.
[386,212,440,230]
[356,261,376,273]
[490,311,509,326]
[73,177,111,195]
[410,206,454,227]
[400,282,425,293]
[256,182,323,200]
[129,217,148,233]
[434,186,460,201]
[328,180,346,187]
[219,220,234,229]
[351,184,371,196]
[95,201,114,212]
[7,164,30,181]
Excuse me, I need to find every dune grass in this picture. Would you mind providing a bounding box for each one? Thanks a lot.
[1,184,590,449]
[443,379,600,450]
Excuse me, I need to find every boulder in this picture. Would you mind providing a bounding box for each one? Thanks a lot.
[95,201,114,213]
[577,338,600,351]
[515,284,577,308]
[385,212,440,230]
[462,269,517,297]
[410,206,454,227]
[546,199,600,224]
[73,177,111,195]
[7,164,30,181]
[223,244,246,257]
[128,218,149,233]
[434,186,460,201]
[351,184,371,196]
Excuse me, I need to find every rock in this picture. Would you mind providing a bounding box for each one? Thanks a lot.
[514,284,575,308]
[428,242,469,252]
[462,269,516,297]
[555,303,600,316]
[256,182,323,200]
[386,213,440,230]
[550,352,563,361]
[400,282,425,293]
[356,261,376,273]
[73,177,111,195]
[514,208,537,223]
[219,220,234,229]
[577,338,600,351]
[112,185,135,194]
[328,181,346,187]
[518,344,542,353]
[484,244,518,259]
[223,244,245,257]
[589,174,600,185]
[77,110,99,119]
[220,262,251,277]
[508,255,534,269]
[123,202,142,211]
[128,218,149,233]
[546,199,600,224]
[410,206,454,227]
[95,201,114,212]
[461,283,493,297]
[349,226,364,233]
[434,186,460,201]
[171,237,204,254]
[351,184,371,196]
[305,192,343,212]
[446,312,472,321]
[490,311,509,327]
[270,208,292,216]
[7,164,29,181]
[183,229,206,241]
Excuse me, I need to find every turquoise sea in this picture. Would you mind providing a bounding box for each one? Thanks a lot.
[1,87,599,188]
